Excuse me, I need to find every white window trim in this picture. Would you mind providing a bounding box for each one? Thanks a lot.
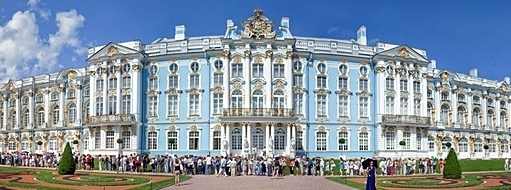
[210,126,222,150]
[188,93,201,117]
[189,73,201,89]
[358,128,371,151]
[147,131,159,150]
[211,93,223,115]
[187,128,201,151]
[337,95,350,119]
[166,128,179,150]
[337,129,350,151]
[358,96,371,120]
[315,127,329,151]
[316,94,328,119]
[166,94,179,118]
[148,96,159,118]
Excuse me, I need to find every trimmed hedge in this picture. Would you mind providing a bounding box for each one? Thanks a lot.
[443,148,462,179]
[58,142,76,175]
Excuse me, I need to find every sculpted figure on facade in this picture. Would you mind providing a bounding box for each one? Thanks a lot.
[241,9,275,40]
[243,136,249,150]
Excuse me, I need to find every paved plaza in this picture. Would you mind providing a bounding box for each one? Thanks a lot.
[165,175,355,190]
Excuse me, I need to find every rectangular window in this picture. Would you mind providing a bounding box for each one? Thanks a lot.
[95,97,103,115]
[403,132,411,150]
[414,99,421,116]
[359,97,369,117]
[338,77,348,90]
[293,74,303,87]
[121,95,131,114]
[149,78,158,90]
[108,78,117,90]
[252,63,264,78]
[95,131,101,149]
[189,131,200,150]
[359,79,368,91]
[108,96,117,115]
[189,94,200,116]
[121,131,131,149]
[416,133,422,150]
[213,131,221,150]
[316,132,327,151]
[386,78,395,90]
[167,95,178,117]
[459,141,468,153]
[122,76,131,88]
[400,80,408,91]
[293,94,303,115]
[84,137,89,150]
[385,131,395,150]
[338,132,348,151]
[168,76,178,89]
[213,93,223,114]
[105,131,114,149]
[413,81,421,94]
[428,137,435,151]
[338,96,348,117]
[96,79,104,91]
[148,132,158,150]
[273,64,284,78]
[36,95,43,103]
[386,97,394,113]
[317,94,327,116]
[317,76,327,88]
[296,131,304,150]
[148,96,158,117]
[167,131,178,150]
[190,74,200,88]
[400,98,408,115]
[213,73,223,86]
[232,63,243,78]
[359,132,369,151]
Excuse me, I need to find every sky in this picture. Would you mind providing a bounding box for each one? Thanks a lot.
[0,0,510,82]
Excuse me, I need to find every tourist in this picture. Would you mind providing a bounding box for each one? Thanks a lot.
[505,158,509,171]
[339,158,345,176]
[174,159,182,186]
[365,160,376,190]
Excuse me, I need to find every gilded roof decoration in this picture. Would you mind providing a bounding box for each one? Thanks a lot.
[241,9,275,40]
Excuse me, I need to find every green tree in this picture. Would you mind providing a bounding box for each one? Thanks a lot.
[58,142,76,175]
[443,147,462,179]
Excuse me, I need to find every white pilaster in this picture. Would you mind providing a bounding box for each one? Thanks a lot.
[116,59,122,114]
[59,86,65,126]
[2,97,7,128]
[264,50,272,108]
[132,60,141,119]
[286,123,291,153]
[28,92,34,129]
[76,85,82,124]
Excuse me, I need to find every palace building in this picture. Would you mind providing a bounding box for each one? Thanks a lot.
[1,9,510,159]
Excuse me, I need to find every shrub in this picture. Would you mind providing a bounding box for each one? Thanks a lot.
[72,140,78,145]
[443,148,462,179]
[58,142,76,175]
[36,141,43,146]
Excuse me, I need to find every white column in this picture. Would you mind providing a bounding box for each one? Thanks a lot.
[2,97,7,127]
[59,86,65,126]
[15,94,20,128]
[434,84,441,126]
[247,123,251,149]
[482,95,488,129]
[226,124,231,155]
[285,51,293,109]
[28,92,34,129]
[76,85,82,124]
[243,50,251,109]
[242,122,247,152]
[223,56,230,112]
[286,123,291,153]
[266,123,271,147]
[264,50,272,108]
[44,90,50,127]
[452,91,458,126]
[90,68,96,117]
[132,60,141,120]
[116,59,122,114]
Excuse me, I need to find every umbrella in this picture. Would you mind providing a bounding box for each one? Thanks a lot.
[362,158,378,170]
[137,152,149,157]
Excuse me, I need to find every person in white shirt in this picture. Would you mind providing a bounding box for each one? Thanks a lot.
[216,157,228,177]
[205,155,212,175]
[505,158,509,171]
[319,158,325,176]
[229,158,237,177]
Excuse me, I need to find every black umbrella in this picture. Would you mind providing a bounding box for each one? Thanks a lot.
[362,158,378,169]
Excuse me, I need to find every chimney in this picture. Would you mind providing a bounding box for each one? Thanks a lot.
[281,17,290,28]
[356,26,367,46]
[469,68,478,77]
[429,60,436,69]
[175,25,185,40]
[505,77,510,84]
[227,19,234,28]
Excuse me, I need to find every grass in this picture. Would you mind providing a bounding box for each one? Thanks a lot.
[0,181,72,190]
[129,175,191,190]
[458,159,504,172]
[377,175,483,189]
[326,177,386,190]
[36,171,151,186]
[79,175,120,182]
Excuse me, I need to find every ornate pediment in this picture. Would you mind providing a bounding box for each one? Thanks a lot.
[240,9,276,40]
[2,79,16,92]
[87,43,142,62]
[374,45,429,64]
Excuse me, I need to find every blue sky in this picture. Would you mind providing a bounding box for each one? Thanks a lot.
[0,0,510,82]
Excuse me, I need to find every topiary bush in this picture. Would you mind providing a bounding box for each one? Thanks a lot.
[58,142,76,175]
[443,148,462,179]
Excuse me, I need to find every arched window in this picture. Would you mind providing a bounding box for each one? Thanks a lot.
[22,109,29,129]
[427,102,433,117]
[500,112,507,129]
[441,136,452,152]
[457,106,466,126]
[251,128,265,149]
[49,136,58,151]
[428,136,435,151]
[68,104,77,124]
[474,138,483,153]
[273,90,284,109]
[21,137,29,151]
[231,90,243,108]
[8,138,15,151]
[502,140,510,153]
[488,110,495,128]
[440,104,450,125]
[230,128,242,150]
[36,107,44,128]
[83,102,90,122]
[274,128,286,150]
[489,139,497,153]
[9,111,16,129]
[458,137,468,153]
[473,108,481,127]
[52,106,59,125]
[252,90,264,109]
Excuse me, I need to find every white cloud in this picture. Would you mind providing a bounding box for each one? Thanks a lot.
[327,27,339,34]
[0,5,85,82]
[28,0,51,20]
